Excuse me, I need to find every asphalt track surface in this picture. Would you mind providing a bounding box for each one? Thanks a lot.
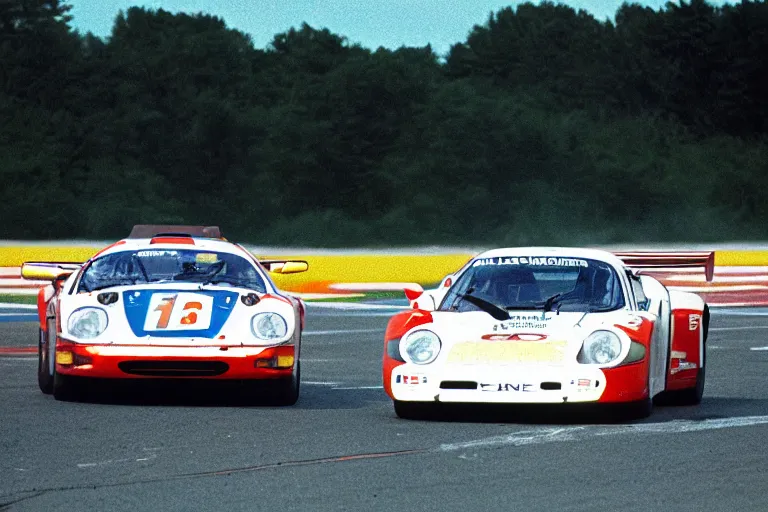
[2,304,768,512]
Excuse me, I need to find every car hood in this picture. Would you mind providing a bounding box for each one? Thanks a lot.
[58,283,296,345]
[429,310,626,339]
[417,309,649,366]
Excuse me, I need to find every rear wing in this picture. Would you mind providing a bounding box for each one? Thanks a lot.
[128,225,223,239]
[21,262,83,282]
[613,251,715,282]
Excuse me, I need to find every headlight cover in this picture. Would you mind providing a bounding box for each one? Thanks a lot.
[401,329,441,365]
[68,307,108,339]
[251,312,288,341]
[577,330,622,365]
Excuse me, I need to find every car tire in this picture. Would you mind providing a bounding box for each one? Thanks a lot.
[37,323,54,395]
[625,397,653,420]
[393,400,436,420]
[52,372,82,402]
[657,366,705,406]
[272,362,300,406]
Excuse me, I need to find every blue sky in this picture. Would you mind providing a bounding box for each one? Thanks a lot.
[68,0,729,55]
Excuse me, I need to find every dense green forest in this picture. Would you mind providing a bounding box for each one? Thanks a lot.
[1,0,767,246]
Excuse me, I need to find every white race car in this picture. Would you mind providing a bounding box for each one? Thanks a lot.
[383,247,712,419]
[24,225,308,404]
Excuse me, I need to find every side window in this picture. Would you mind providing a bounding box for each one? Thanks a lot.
[630,274,649,311]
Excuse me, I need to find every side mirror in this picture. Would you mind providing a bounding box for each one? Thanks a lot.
[404,284,437,311]
[262,260,309,274]
[21,262,79,282]
[404,284,424,301]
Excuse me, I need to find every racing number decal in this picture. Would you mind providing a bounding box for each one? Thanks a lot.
[144,293,214,331]
[180,301,203,325]
[154,296,176,329]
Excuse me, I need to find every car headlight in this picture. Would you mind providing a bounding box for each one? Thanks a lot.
[68,307,108,339]
[577,330,622,365]
[251,312,288,341]
[401,330,441,365]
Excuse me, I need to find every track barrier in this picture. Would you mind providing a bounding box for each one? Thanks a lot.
[1,245,766,306]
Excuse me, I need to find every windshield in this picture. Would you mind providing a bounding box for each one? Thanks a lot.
[77,249,267,293]
[439,256,625,313]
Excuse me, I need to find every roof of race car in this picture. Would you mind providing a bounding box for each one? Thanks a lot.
[93,237,251,260]
[473,247,627,269]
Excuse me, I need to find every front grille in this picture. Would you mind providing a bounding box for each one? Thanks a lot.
[118,361,229,377]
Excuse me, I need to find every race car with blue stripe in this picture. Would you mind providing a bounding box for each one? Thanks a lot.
[384,247,712,420]
[23,225,308,404]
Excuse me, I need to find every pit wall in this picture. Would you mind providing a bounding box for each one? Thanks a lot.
[0,244,766,306]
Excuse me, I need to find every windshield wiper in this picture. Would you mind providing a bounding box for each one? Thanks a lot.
[542,293,562,313]
[201,261,227,286]
[536,293,585,313]
[131,254,150,282]
[459,293,510,321]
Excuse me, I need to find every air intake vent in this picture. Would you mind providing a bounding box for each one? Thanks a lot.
[118,361,229,377]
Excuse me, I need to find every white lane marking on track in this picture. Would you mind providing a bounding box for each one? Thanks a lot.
[310,311,400,317]
[0,312,37,317]
[332,386,384,390]
[0,303,37,310]
[711,308,768,316]
[77,449,159,469]
[439,416,768,452]
[711,325,768,331]
[302,381,342,386]
[749,347,768,351]
[306,303,407,311]
[0,358,37,363]
[304,329,381,336]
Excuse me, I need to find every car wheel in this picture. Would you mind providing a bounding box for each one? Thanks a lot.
[658,366,705,406]
[271,362,300,406]
[393,400,436,420]
[625,397,653,420]
[53,371,82,402]
[37,322,54,395]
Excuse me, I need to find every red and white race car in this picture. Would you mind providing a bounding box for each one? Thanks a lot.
[23,225,307,404]
[383,247,712,419]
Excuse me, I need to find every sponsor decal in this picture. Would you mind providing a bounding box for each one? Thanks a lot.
[136,250,178,257]
[689,314,701,331]
[571,378,598,391]
[482,333,548,341]
[493,315,549,330]
[473,257,589,268]
[480,383,535,392]
[396,374,427,385]
[625,315,644,329]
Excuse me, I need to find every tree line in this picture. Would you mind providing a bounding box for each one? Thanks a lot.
[1,0,767,246]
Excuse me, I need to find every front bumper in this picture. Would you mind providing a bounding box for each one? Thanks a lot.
[390,362,647,404]
[54,339,295,380]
